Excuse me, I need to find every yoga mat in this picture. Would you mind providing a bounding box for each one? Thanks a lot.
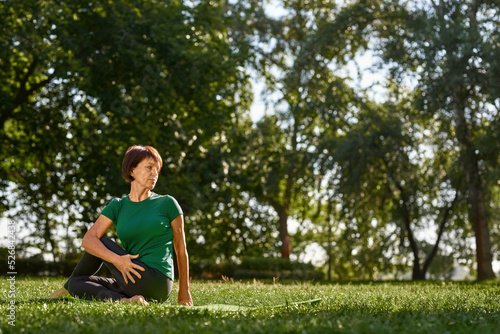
[28,297,322,312]
[189,298,322,312]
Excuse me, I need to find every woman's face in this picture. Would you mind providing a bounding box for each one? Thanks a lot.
[130,158,160,190]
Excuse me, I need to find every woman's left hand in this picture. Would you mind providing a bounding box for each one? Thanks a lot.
[178,289,193,306]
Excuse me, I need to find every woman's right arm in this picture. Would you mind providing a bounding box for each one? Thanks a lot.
[82,214,145,284]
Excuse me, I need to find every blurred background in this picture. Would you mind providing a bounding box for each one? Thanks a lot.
[1,0,499,281]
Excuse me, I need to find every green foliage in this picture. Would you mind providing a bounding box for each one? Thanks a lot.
[1,278,500,333]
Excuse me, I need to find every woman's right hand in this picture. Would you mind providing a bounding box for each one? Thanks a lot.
[114,254,145,284]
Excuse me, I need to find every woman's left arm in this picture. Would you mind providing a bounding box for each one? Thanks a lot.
[171,214,193,306]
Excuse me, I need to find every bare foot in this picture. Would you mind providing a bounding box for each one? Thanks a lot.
[48,287,70,298]
[121,295,149,306]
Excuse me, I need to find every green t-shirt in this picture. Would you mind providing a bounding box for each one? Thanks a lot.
[100,193,183,280]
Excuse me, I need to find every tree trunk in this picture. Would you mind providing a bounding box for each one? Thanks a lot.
[403,209,426,280]
[277,206,291,259]
[327,218,332,281]
[325,200,333,280]
[400,196,425,280]
[453,106,495,280]
[412,267,426,280]
[409,238,425,280]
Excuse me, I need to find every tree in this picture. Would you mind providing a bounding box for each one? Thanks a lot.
[330,95,465,279]
[183,116,280,263]
[313,0,498,279]
[1,0,253,260]
[373,0,498,280]
[240,0,375,260]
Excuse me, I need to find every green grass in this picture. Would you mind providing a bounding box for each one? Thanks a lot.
[1,277,499,333]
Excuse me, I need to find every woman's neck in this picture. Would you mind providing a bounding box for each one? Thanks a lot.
[128,185,153,202]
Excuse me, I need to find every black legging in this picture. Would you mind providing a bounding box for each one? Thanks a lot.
[64,236,173,302]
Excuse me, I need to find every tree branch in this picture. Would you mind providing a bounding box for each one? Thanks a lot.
[0,57,38,128]
[1,56,54,129]
[430,0,439,13]
[432,0,445,18]
[468,0,479,27]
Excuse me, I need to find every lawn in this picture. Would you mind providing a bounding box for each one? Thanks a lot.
[1,277,499,333]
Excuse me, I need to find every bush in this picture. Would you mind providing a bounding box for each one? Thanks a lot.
[2,247,323,281]
[234,257,323,280]
[190,257,323,280]
[189,260,224,279]
[0,248,85,277]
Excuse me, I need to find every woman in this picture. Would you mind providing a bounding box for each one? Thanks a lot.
[49,145,193,306]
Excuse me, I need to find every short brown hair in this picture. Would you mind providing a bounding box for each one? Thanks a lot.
[122,145,163,182]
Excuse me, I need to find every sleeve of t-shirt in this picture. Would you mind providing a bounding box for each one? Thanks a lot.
[100,199,120,226]
[167,196,183,222]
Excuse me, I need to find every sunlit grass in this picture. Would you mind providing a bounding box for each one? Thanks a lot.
[1,277,499,333]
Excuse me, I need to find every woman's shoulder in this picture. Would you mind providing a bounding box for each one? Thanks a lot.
[152,193,183,216]
[151,193,178,202]
[152,193,182,209]
[101,196,128,218]
[106,195,129,207]
[113,195,129,203]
